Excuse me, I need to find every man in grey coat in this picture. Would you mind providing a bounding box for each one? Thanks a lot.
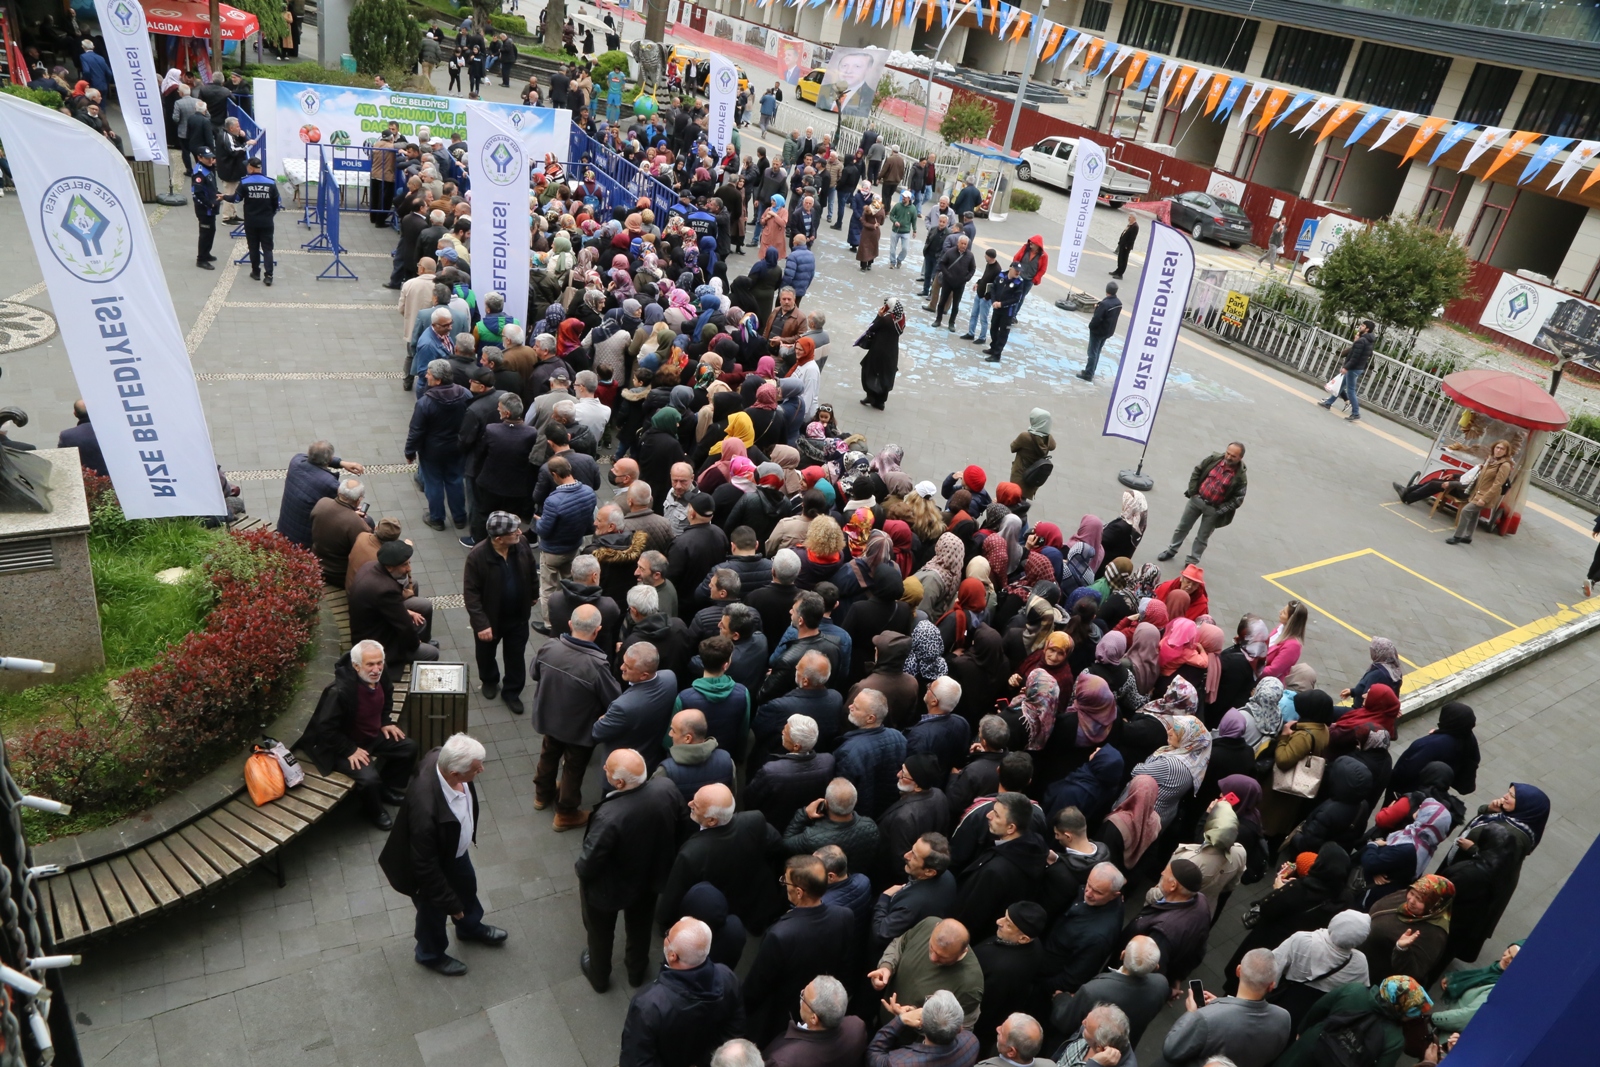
[1160,948,1290,1067]
[530,604,624,831]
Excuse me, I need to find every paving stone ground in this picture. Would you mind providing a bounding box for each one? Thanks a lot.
[4,52,1597,1067]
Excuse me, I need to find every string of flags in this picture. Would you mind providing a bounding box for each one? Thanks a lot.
[755,0,1600,193]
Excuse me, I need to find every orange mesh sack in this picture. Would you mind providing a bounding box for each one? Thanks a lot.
[245,747,286,806]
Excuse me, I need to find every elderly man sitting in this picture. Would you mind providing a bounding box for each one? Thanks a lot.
[295,639,417,829]
[310,477,374,588]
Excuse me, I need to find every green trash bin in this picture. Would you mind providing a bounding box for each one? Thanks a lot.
[340,54,357,73]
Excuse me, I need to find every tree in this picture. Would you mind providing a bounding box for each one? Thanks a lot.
[939,90,996,145]
[229,0,288,51]
[869,73,907,118]
[347,0,421,75]
[544,0,566,50]
[1317,215,1471,337]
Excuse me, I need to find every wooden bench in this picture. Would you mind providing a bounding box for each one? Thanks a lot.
[37,524,376,947]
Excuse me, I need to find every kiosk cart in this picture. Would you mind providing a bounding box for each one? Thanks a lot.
[951,143,1021,222]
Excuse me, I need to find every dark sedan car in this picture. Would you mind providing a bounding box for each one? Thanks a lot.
[1165,190,1254,247]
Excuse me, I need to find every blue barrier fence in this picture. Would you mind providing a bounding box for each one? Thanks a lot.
[566,127,678,221]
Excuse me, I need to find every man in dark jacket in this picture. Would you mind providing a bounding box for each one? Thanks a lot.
[1157,442,1247,565]
[904,677,971,777]
[1051,931,1168,1046]
[973,902,1050,1054]
[619,585,697,683]
[56,399,107,477]
[746,548,801,649]
[932,235,976,331]
[743,855,858,1044]
[406,360,471,531]
[917,216,952,298]
[1076,281,1123,382]
[277,440,365,547]
[592,643,679,772]
[743,713,834,830]
[763,974,869,1067]
[310,478,374,587]
[782,778,881,879]
[947,715,1008,814]
[830,689,906,819]
[619,917,745,1067]
[497,33,518,87]
[577,749,690,992]
[389,204,430,288]
[467,389,538,545]
[378,735,507,976]
[953,792,1048,938]
[875,755,952,888]
[534,453,598,609]
[872,833,958,954]
[530,604,624,828]
[984,264,1026,363]
[656,782,785,933]
[1110,214,1139,278]
[1116,858,1211,991]
[666,493,729,617]
[960,248,1002,344]
[463,513,538,715]
[1042,862,1129,995]
[189,139,219,268]
[349,540,440,667]
[751,652,844,767]
[295,641,417,828]
[1318,317,1375,423]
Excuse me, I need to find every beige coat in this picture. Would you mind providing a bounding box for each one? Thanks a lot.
[1468,455,1515,510]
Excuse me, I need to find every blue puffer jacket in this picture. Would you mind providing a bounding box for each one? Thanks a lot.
[404,382,470,461]
[535,479,597,554]
[276,453,341,548]
[781,248,816,300]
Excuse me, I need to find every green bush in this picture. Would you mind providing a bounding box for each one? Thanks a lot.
[239,62,373,88]
[1,85,63,110]
[1569,412,1600,444]
[230,0,289,44]
[591,49,630,83]
[939,90,996,145]
[488,12,527,33]
[349,0,424,75]
[1010,189,1041,212]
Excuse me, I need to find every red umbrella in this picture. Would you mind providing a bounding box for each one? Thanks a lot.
[1440,370,1570,432]
[141,0,259,40]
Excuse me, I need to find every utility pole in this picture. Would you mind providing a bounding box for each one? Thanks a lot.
[209,0,222,77]
[1000,0,1047,153]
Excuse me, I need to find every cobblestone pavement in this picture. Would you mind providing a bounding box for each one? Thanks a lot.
[3,60,1596,1067]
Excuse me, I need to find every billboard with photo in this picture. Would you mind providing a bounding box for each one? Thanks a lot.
[1479,272,1600,368]
[818,46,890,118]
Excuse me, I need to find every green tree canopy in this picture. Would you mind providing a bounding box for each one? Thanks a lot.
[1317,215,1471,337]
[347,0,422,75]
[939,90,996,145]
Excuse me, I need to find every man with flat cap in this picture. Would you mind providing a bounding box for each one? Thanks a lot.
[463,511,538,715]
[348,538,441,670]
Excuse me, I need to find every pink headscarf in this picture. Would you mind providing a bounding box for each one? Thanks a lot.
[1068,515,1105,572]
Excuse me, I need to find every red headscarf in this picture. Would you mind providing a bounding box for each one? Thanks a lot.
[1032,522,1064,549]
[1338,683,1401,737]
[941,577,988,649]
[883,519,915,577]
[557,318,584,356]
[787,336,816,375]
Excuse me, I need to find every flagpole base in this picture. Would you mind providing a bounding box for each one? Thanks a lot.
[1118,469,1154,491]
[155,193,187,206]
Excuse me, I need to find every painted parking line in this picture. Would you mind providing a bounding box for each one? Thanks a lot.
[1403,594,1600,689]
[1380,500,1454,534]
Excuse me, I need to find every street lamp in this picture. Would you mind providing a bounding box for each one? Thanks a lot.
[919,0,981,140]
[1000,0,1048,153]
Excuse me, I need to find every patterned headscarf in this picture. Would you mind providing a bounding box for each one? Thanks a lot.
[923,532,966,614]
[1152,714,1211,793]
[1373,976,1433,1021]
[1369,636,1404,683]
[903,621,948,682]
[1069,674,1118,747]
[1398,874,1455,929]
[845,507,875,558]
[1011,667,1061,751]
[1146,675,1200,719]
[1242,676,1285,745]
[1131,563,1162,599]
[1385,799,1453,879]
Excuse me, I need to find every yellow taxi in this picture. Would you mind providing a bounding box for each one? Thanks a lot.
[796,69,826,105]
[666,45,750,95]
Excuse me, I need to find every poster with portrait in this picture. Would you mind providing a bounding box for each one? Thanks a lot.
[818,46,889,118]
[769,34,811,85]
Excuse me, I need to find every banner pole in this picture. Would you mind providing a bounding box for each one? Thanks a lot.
[1118,437,1154,490]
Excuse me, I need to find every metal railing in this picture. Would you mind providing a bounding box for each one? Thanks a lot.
[566,129,680,221]
[770,98,964,177]
[1184,271,1600,511]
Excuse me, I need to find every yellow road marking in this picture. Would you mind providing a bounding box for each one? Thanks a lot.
[1528,500,1593,536]
[1380,501,1452,533]
[1261,576,1422,669]
[1364,549,1517,627]
[1263,548,1374,580]
[1402,595,1600,689]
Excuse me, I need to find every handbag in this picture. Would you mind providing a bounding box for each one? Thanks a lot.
[261,735,304,788]
[1273,751,1326,798]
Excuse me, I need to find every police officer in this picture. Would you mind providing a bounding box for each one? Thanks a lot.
[192,146,219,270]
[228,157,281,286]
[984,263,1025,363]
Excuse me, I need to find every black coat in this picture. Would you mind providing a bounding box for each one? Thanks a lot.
[857,314,900,398]
[953,832,1049,937]
[667,524,731,615]
[746,581,800,650]
[295,654,398,773]
[1441,822,1525,963]
[462,538,538,632]
[575,778,690,912]
[742,902,858,1044]
[1086,294,1123,339]
[875,788,952,887]
[619,960,745,1067]
[637,428,686,509]
[57,419,107,477]
[871,870,958,954]
[474,420,540,497]
[1042,893,1125,993]
[947,751,1004,815]
[347,560,420,662]
[743,751,835,831]
[656,811,785,932]
[974,937,1046,1049]
[378,749,479,913]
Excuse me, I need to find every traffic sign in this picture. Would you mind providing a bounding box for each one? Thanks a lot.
[1295,218,1317,252]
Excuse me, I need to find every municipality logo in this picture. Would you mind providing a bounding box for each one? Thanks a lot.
[507,110,526,130]
[1084,156,1101,178]
[108,0,141,33]
[297,88,320,115]
[1494,282,1539,331]
[481,134,522,187]
[717,68,735,91]
[41,178,131,282]
[1115,395,1152,429]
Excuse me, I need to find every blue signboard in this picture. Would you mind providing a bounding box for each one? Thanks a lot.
[1295,218,1317,252]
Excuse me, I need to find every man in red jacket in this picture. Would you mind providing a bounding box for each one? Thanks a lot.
[1011,235,1049,312]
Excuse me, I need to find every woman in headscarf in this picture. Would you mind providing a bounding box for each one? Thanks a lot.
[1066,515,1106,575]
[1278,977,1425,1067]
[903,619,948,684]
[1088,556,1133,608]
[856,194,884,268]
[556,317,585,359]
[965,555,997,616]
[1098,774,1163,873]
[745,381,787,453]
[1128,620,1162,698]
[936,577,990,656]
[1263,689,1337,840]
[1360,799,1453,904]
[883,519,916,578]
[1432,940,1521,1034]
[1446,781,1551,865]
[856,297,904,410]
[1346,636,1404,707]
[916,531,967,621]
[680,882,748,969]
[696,434,747,494]
[1155,617,1207,697]
[1168,800,1247,918]
[1201,710,1258,810]
[1163,587,1192,626]
[747,247,784,329]
[1217,772,1268,883]
[1331,682,1401,753]
[1001,666,1060,752]
[1388,703,1480,800]
[1086,629,1145,715]
[1270,910,1374,1032]
[1364,875,1455,987]
[1371,761,1465,839]
[637,406,687,508]
[757,193,789,260]
[1222,842,1353,994]
[1008,408,1056,500]
[1436,817,1523,964]
[1127,714,1210,828]
[1237,676,1287,753]
[1100,489,1148,563]
[1061,540,1097,598]
[1064,673,1118,749]
[843,506,875,560]
[1193,622,1228,721]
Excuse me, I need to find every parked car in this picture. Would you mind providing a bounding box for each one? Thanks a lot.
[1015,137,1151,203]
[1164,190,1254,247]
[797,69,826,106]
[667,46,749,94]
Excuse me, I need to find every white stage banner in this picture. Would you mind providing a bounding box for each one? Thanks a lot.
[1057,138,1105,277]
[1102,221,1196,445]
[707,52,738,153]
[93,0,167,163]
[0,94,223,517]
[465,103,531,328]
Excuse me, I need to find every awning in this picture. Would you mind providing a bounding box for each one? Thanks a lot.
[140,0,259,40]
[1440,369,1570,432]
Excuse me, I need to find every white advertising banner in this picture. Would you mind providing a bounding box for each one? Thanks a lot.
[0,95,224,517]
[1102,222,1196,445]
[707,52,737,153]
[465,104,531,328]
[1478,272,1600,366]
[1057,137,1105,277]
[92,0,167,163]
[1307,212,1363,258]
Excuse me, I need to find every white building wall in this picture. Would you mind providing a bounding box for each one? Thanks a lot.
[1555,208,1600,293]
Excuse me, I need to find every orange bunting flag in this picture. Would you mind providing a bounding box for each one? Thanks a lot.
[1583,165,1600,194]
[1040,23,1067,61]
[1253,88,1290,134]
[1082,37,1105,72]
[987,0,1000,31]
[1123,51,1149,85]
[925,0,936,29]
[1204,75,1228,115]
[891,0,903,25]
[1400,116,1451,165]
[1316,101,1360,143]
[1482,130,1541,180]
[1168,66,1196,106]
[1011,12,1032,40]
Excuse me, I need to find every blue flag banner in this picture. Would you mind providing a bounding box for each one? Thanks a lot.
[1273,91,1314,128]
[1519,136,1574,185]
[1343,106,1387,147]
[1429,121,1477,166]
[1088,42,1119,78]
[1136,57,1161,93]
[228,100,265,163]
[1215,77,1246,120]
